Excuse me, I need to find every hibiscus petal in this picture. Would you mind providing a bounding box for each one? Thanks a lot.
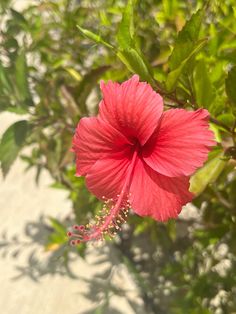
[130,158,193,221]
[85,153,132,200]
[72,117,130,176]
[142,109,215,177]
[99,75,163,145]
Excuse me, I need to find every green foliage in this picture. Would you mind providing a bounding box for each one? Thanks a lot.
[117,0,135,49]
[190,149,227,196]
[165,10,206,91]
[0,0,236,313]
[0,120,29,176]
[77,26,114,49]
[226,66,236,106]
[193,59,215,108]
[117,48,153,83]
[15,51,32,105]
[168,10,203,70]
[166,38,207,91]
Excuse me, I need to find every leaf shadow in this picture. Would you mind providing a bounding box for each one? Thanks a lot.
[0,213,79,282]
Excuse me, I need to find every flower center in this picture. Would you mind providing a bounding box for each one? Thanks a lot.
[130,137,143,157]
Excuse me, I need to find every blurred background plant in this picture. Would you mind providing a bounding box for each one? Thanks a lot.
[0,0,236,313]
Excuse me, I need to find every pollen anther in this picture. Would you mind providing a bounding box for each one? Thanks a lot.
[67,194,130,244]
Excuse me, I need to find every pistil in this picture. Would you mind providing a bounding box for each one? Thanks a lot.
[67,150,138,244]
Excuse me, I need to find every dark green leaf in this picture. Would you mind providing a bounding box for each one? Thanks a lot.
[10,9,28,27]
[169,10,203,70]
[117,48,153,83]
[225,66,236,105]
[194,59,215,108]
[15,51,32,104]
[0,120,29,177]
[166,39,207,91]
[0,62,12,93]
[217,113,235,127]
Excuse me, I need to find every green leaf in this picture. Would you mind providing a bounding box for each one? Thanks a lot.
[210,123,222,143]
[77,25,114,49]
[0,0,11,12]
[50,182,68,190]
[162,0,178,19]
[117,48,153,83]
[4,106,28,115]
[0,120,29,177]
[65,68,82,81]
[15,51,32,104]
[0,62,12,93]
[169,10,203,70]
[190,152,227,196]
[10,9,28,28]
[217,112,235,127]
[117,0,135,49]
[166,39,207,91]
[166,9,206,92]
[194,59,215,108]
[225,66,236,105]
[48,217,67,237]
[46,217,68,250]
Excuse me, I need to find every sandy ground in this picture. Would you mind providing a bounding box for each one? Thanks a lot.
[0,112,142,314]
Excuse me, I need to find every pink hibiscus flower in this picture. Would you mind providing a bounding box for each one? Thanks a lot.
[68,75,215,244]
